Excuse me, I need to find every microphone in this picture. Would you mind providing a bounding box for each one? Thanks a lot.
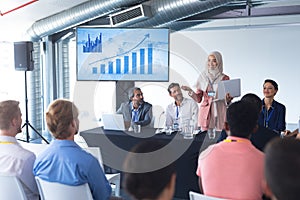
[155,111,165,134]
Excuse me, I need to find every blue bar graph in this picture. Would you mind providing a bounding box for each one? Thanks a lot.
[140,48,145,74]
[92,67,97,74]
[91,44,154,76]
[148,44,153,74]
[100,64,105,74]
[124,56,129,74]
[108,62,113,74]
[116,59,121,74]
[132,52,137,74]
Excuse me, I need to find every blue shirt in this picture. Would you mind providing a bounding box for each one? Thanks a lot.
[33,140,111,200]
[258,99,286,133]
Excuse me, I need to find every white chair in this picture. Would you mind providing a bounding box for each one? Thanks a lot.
[189,191,225,200]
[0,174,28,200]
[83,146,121,196]
[35,176,93,200]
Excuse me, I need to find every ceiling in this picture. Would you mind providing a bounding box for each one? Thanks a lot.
[1,0,300,41]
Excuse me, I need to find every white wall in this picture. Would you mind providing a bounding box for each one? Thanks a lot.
[138,18,300,125]
[75,16,300,131]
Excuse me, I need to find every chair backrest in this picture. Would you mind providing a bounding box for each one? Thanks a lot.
[189,191,225,200]
[35,176,93,200]
[82,146,121,197]
[18,141,49,156]
[0,174,28,200]
[82,146,104,169]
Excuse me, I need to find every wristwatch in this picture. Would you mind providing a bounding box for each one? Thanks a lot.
[188,91,193,96]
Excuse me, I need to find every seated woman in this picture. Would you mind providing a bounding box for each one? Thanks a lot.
[258,79,286,134]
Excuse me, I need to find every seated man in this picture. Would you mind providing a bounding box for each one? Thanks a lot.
[0,100,39,200]
[165,83,198,129]
[117,87,152,127]
[217,93,279,151]
[34,99,111,200]
[122,140,176,200]
[197,100,265,200]
[264,137,300,200]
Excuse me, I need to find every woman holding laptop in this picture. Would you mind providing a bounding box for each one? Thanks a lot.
[182,51,233,132]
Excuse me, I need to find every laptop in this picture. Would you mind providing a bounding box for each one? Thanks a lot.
[101,114,126,131]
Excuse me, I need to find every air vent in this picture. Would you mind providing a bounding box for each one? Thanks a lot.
[109,4,152,26]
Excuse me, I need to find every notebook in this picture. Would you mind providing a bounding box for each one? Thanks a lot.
[217,78,241,100]
[101,114,125,131]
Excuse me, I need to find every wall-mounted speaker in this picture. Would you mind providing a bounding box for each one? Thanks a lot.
[14,41,34,71]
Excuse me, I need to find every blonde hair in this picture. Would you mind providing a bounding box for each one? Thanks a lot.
[0,100,20,130]
[46,99,78,139]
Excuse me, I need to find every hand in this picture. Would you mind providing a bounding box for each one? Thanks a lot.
[181,85,192,92]
[225,93,233,103]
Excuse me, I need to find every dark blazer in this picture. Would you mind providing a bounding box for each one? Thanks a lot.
[258,99,286,133]
[116,101,152,127]
[217,125,279,152]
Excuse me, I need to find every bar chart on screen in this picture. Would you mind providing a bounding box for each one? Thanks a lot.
[76,27,169,81]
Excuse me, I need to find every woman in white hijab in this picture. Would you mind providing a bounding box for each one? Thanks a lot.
[182,51,232,131]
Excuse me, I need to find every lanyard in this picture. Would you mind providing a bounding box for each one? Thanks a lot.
[176,106,179,119]
[263,107,274,128]
[0,141,15,144]
[223,139,246,143]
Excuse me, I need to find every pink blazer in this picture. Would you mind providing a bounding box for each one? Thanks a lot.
[195,75,229,131]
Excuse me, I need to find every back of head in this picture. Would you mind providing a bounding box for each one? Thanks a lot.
[46,99,78,139]
[264,137,300,200]
[0,100,19,130]
[241,93,262,115]
[123,140,176,200]
[226,100,258,138]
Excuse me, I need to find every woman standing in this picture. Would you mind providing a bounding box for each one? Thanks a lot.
[182,51,232,131]
[259,79,286,133]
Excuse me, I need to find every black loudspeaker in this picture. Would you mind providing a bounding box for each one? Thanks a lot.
[14,41,34,71]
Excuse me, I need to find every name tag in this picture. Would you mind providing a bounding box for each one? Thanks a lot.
[208,91,216,97]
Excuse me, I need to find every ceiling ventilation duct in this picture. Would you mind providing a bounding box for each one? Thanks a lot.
[27,0,237,40]
[128,0,237,31]
[109,4,152,27]
[26,0,145,41]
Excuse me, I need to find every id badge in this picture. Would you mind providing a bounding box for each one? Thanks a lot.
[208,91,216,97]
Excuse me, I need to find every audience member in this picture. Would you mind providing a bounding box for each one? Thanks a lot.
[264,137,300,200]
[0,100,39,200]
[33,99,111,200]
[182,51,232,131]
[217,93,279,151]
[258,79,286,133]
[117,87,152,128]
[165,83,198,129]
[123,140,176,200]
[196,100,264,199]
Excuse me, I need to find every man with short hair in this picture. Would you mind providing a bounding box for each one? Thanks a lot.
[123,140,176,200]
[196,100,265,199]
[117,87,152,127]
[34,99,111,200]
[264,137,300,200]
[217,93,279,151]
[0,100,39,200]
[165,83,198,129]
